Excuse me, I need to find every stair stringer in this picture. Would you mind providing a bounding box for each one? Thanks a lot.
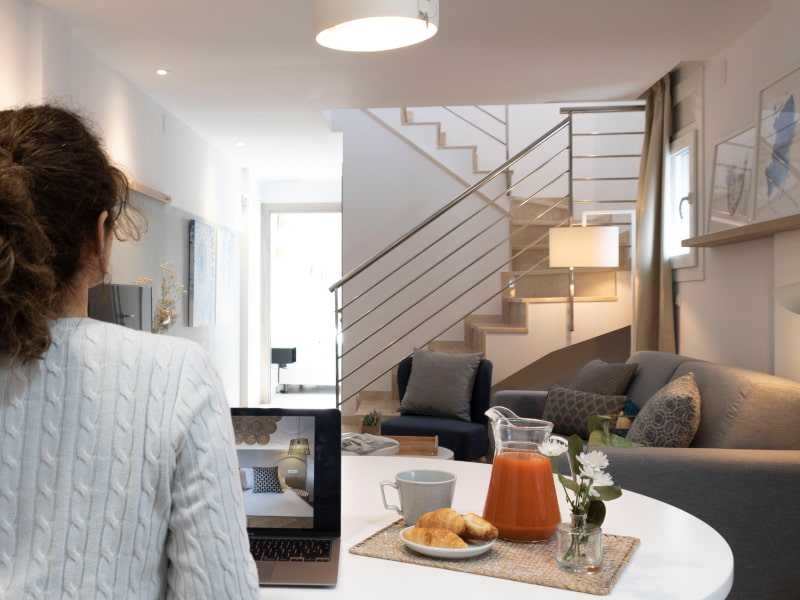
[365,107,510,206]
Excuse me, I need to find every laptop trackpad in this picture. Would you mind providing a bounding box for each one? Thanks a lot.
[256,561,276,584]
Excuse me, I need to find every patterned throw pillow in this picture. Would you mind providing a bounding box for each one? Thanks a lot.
[252,466,284,494]
[542,385,627,439]
[626,373,701,448]
[570,359,638,396]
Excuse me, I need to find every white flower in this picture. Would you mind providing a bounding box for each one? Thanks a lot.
[579,465,604,481]
[576,450,609,471]
[592,471,615,488]
[539,439,568,457]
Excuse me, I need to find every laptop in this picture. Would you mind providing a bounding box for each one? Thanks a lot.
[230,407,341,586]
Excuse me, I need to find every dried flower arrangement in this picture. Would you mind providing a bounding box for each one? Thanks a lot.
[133,262,187,334]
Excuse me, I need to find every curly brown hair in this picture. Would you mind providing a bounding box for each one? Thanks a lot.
[0,104,145,361]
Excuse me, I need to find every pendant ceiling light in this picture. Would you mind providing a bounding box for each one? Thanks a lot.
[315,0,439,52]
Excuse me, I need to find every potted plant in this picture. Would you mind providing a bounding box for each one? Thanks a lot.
[361,410,382,435]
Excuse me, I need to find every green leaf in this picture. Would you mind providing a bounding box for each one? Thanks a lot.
[558,473,582,494]
[586,500,606,526]
[588,429,642,448]
[593,485,622,501]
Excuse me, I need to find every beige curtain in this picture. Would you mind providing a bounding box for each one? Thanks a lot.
[633,74,676,354]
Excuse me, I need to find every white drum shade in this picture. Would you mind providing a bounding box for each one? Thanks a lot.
[314,0,439,52]
[549,226,620,268]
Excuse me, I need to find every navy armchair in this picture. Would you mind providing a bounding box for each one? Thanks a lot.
[381,353,493,461]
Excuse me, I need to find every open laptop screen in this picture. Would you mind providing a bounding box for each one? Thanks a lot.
[230,407,341,538]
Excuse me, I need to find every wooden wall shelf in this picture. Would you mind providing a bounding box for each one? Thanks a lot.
[682,214,800,248]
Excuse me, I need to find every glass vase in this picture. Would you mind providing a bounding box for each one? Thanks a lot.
[555,513,603,574]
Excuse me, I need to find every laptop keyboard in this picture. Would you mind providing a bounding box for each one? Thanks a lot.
[250,537,332,562]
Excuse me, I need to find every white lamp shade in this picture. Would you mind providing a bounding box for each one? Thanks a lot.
[315,0,439,52]
[774,281,800,314]
[549,226,620,268]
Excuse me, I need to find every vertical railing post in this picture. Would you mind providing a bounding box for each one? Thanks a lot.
[334,287,342,407]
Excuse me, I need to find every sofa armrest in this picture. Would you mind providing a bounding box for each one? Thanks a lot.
[490,390,548,419]
[594,447,800,599]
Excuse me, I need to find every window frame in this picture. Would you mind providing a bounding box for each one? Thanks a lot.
[665,130,698,269]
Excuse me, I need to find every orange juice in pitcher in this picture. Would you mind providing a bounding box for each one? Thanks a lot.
[482,407,570,542]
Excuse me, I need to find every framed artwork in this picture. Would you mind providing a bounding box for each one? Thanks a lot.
[754,66,800,221]
[215,227,237,325]
[188,219,217,327]
[710,127,756,227]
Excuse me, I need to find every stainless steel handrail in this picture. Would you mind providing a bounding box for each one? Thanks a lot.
[328,117,571,293]
[338,146,570,325]
[332,105,643,407]
[442,106,507,146]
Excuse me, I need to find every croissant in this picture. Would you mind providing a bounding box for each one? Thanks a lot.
[415,508,466,536]
[462,513,499,541]
[403,526,468,549]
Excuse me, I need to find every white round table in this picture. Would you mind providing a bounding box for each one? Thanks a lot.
[258,456,733,599]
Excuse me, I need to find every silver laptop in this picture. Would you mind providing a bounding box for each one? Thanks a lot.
[231,407,341,586]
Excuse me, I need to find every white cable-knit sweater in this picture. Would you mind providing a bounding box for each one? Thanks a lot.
[0,318,259,599]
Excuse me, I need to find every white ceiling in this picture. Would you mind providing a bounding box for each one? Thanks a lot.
[37,0,772,182]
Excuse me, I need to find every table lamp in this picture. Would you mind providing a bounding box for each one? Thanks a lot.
[549,225,620,332]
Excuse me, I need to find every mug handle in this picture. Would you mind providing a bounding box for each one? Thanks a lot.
[379,480,402,515]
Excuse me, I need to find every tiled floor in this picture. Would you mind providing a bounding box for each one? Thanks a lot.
[266,385,337,409]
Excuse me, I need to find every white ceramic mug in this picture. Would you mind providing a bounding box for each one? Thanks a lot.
[379,469,456,525]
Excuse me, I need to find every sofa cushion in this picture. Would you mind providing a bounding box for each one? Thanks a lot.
[542,385,627,439]
[399,348,483,422]
[380,415,488,461]
[675,361,800,449]
[626,373,701,448]
[571,359,638,396]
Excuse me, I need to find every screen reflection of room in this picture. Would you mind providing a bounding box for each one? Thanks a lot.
[235,415,316,528]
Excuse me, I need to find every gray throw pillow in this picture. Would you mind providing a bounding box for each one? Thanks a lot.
[399,349,483,422]
[542,385,627,439]
[626,373,701,448]
[570,359,638,396]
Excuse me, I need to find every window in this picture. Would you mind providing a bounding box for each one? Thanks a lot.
[664,130,698,268]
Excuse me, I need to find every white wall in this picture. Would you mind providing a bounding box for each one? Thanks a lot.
[1,2,248,403]
[678,0,800,378]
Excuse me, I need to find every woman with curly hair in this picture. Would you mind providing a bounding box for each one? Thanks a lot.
[0,105,259,599]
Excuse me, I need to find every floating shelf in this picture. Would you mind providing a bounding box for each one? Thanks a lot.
[682,214,800,248]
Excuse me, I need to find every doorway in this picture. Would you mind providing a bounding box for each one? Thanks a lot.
[267,208,341,408]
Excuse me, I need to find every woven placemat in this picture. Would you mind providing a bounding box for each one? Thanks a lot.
[350,520,639,596]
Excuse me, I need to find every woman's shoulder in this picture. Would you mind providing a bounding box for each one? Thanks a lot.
[56,318,207,361]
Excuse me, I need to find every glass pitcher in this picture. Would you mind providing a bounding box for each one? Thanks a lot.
[482,406,571,542]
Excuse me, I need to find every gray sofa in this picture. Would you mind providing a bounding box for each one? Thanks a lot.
[491,350,800,600]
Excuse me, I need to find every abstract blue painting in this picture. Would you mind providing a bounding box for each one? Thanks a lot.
[188,219,216,327]
[756,67,800,221]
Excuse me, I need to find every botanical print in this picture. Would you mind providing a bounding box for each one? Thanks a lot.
[710,127,756,227]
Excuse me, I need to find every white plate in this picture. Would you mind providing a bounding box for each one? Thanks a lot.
[399,526,496,559]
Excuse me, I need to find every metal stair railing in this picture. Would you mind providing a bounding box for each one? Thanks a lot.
[329,117,571,407]
[330,105,644,408]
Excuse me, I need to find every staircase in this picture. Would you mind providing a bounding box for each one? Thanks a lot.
[332,104,644,416]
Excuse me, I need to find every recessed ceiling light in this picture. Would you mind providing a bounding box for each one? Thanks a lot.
[236,141,246,147]
[155,68,169,76]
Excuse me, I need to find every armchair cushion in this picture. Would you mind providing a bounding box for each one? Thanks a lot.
[542,385,626,439]
[570,358,639,395]
[399,348,483,422]
[626,372,701,448]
